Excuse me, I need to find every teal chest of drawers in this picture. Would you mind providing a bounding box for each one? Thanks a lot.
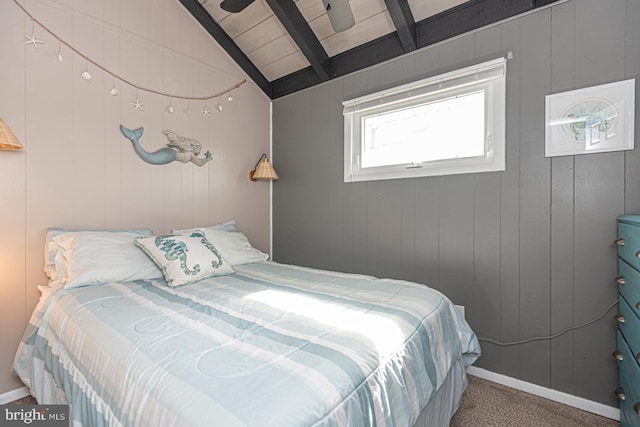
[615,215,640,426]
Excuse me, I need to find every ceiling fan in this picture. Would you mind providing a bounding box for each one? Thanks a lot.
[218,0,355,32]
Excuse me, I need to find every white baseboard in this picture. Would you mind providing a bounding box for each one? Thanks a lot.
[0,386,30,405]
[466,366,620,421]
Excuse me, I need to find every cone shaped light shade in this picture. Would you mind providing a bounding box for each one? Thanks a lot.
[0,118,23,150]
[251,157,279,181]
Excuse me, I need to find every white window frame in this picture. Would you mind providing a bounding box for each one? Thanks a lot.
[343,57,506,182]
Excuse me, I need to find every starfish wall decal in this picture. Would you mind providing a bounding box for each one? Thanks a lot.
[25,31,44,49]
[131,99,144,111]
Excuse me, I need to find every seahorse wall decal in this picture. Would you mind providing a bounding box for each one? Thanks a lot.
[119,125,213,167]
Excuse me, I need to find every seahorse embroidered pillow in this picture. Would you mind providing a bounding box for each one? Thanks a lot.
[135,233,234,287]
[172,221,269,266]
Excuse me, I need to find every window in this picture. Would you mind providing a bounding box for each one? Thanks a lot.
[343,58,506,182]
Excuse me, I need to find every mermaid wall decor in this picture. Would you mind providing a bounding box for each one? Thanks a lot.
[120,125,213,167]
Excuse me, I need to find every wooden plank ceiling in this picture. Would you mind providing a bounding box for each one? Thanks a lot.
[179,0,562,99]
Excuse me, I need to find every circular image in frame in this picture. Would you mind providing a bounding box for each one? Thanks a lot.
[559,98,618,144]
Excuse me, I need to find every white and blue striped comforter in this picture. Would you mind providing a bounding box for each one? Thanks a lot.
[14,261,480,427]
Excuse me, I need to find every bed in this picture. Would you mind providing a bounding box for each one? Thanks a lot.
[13,224,480,427]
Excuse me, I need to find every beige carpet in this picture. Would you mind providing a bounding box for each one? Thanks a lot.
[451,375,618,426]
[9,375,618,426]
[7,395,37,405]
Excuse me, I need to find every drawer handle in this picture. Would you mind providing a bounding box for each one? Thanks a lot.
[615,313,625,323]
[615,387,626,401]
[615,238,625,246]
[635,402,640,416]
[612,349,623,361]
[636,352,640,363]
[636,301,640,310]
[615,275,626,285]
[636,251,640,258]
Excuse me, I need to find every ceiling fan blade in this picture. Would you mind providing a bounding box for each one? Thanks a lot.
[220,0,255,13]
[322,0,355,32]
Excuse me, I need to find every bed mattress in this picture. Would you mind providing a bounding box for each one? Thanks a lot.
[14,261,480,427]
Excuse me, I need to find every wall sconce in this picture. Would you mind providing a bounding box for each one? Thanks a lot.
[0,117,23,150]
[249,153,279,181]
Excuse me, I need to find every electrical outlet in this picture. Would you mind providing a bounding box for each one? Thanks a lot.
[455,305,465,319]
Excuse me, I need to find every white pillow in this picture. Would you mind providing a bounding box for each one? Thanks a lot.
[172,219,237,234]
[53,231,162,288]
[135,233,235,287]
[44,228,152,280]
[172,221,268,266]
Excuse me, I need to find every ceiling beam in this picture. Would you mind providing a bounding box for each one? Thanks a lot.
[271,67,324,99]
[417,0,532,46]
[178,0,271,97]
[271,0,566,99]
[383,0,417,52]
[182,0,566,99]
[264,0,332,81]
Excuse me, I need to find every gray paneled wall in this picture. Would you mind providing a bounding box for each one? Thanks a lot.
[272,0,640,406]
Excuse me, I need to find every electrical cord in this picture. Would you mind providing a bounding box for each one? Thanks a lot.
[477,299,619,346]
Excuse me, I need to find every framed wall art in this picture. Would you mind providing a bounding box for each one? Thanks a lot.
[545,79,635,157]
